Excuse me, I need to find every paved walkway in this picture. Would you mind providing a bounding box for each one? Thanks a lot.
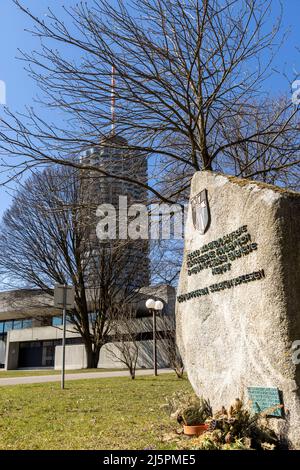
[0,368,173,386]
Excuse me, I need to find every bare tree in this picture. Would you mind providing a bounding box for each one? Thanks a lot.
[219,97,300,190]
[0,166,142,368]
[157,315,184,378]
[106,305,140,379]
[0,0,299,201]
[151,239,183,286]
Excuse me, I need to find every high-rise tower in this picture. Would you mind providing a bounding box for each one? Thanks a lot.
[80,134,150,290]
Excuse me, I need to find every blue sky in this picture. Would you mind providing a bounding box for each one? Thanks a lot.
[0,0,300,217]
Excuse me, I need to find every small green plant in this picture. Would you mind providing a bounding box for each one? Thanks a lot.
[181,397,212,425]
[163,391,212,425]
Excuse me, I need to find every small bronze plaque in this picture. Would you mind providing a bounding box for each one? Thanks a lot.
[247,387,283,417]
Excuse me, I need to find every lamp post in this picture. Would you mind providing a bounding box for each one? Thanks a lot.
[54,284,75,389]
[146,298,164,376]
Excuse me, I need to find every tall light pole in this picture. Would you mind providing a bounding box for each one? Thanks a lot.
[61,286,67,390]
[146,298,164,376]
[54,284,75,389]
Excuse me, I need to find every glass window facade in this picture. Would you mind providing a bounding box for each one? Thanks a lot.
[12,320,23,330]
[22,319,33,329]
[51,316,73,326]
[3,321,13,333]
[52,316,63,326]
[0,318,33,339]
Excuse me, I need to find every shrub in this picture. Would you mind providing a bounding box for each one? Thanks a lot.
[172,396,281,450]
[163,391,212,425]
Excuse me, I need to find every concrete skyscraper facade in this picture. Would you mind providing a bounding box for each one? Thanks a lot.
[80,134,150,290]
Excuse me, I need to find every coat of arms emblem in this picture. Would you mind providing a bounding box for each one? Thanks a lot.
[191,189,210,234]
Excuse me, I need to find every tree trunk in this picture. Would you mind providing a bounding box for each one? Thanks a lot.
[84,342,101,369]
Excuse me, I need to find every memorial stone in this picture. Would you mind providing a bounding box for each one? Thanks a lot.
[176,171,300,448]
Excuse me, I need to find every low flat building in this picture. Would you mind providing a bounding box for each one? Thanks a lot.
[0,285,175,370]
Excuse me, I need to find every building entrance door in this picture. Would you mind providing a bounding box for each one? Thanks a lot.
[18,342,43,368]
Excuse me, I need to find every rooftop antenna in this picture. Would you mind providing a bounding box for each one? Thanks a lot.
[111,65,116,136]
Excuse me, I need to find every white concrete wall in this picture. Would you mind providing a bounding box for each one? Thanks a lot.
[5,342,19,370]
[54,340,170,370]
[0,340,6,365]
[101,340,169,369]
[8,325,80,343]
[105,341,164,368]
[55,344,87,370]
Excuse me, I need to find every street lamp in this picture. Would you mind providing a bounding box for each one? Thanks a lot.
[146,298,164,376]
[54,284,75,390]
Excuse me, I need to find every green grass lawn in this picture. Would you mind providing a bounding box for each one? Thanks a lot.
[0,373,192,450]
[0,368,125,378]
